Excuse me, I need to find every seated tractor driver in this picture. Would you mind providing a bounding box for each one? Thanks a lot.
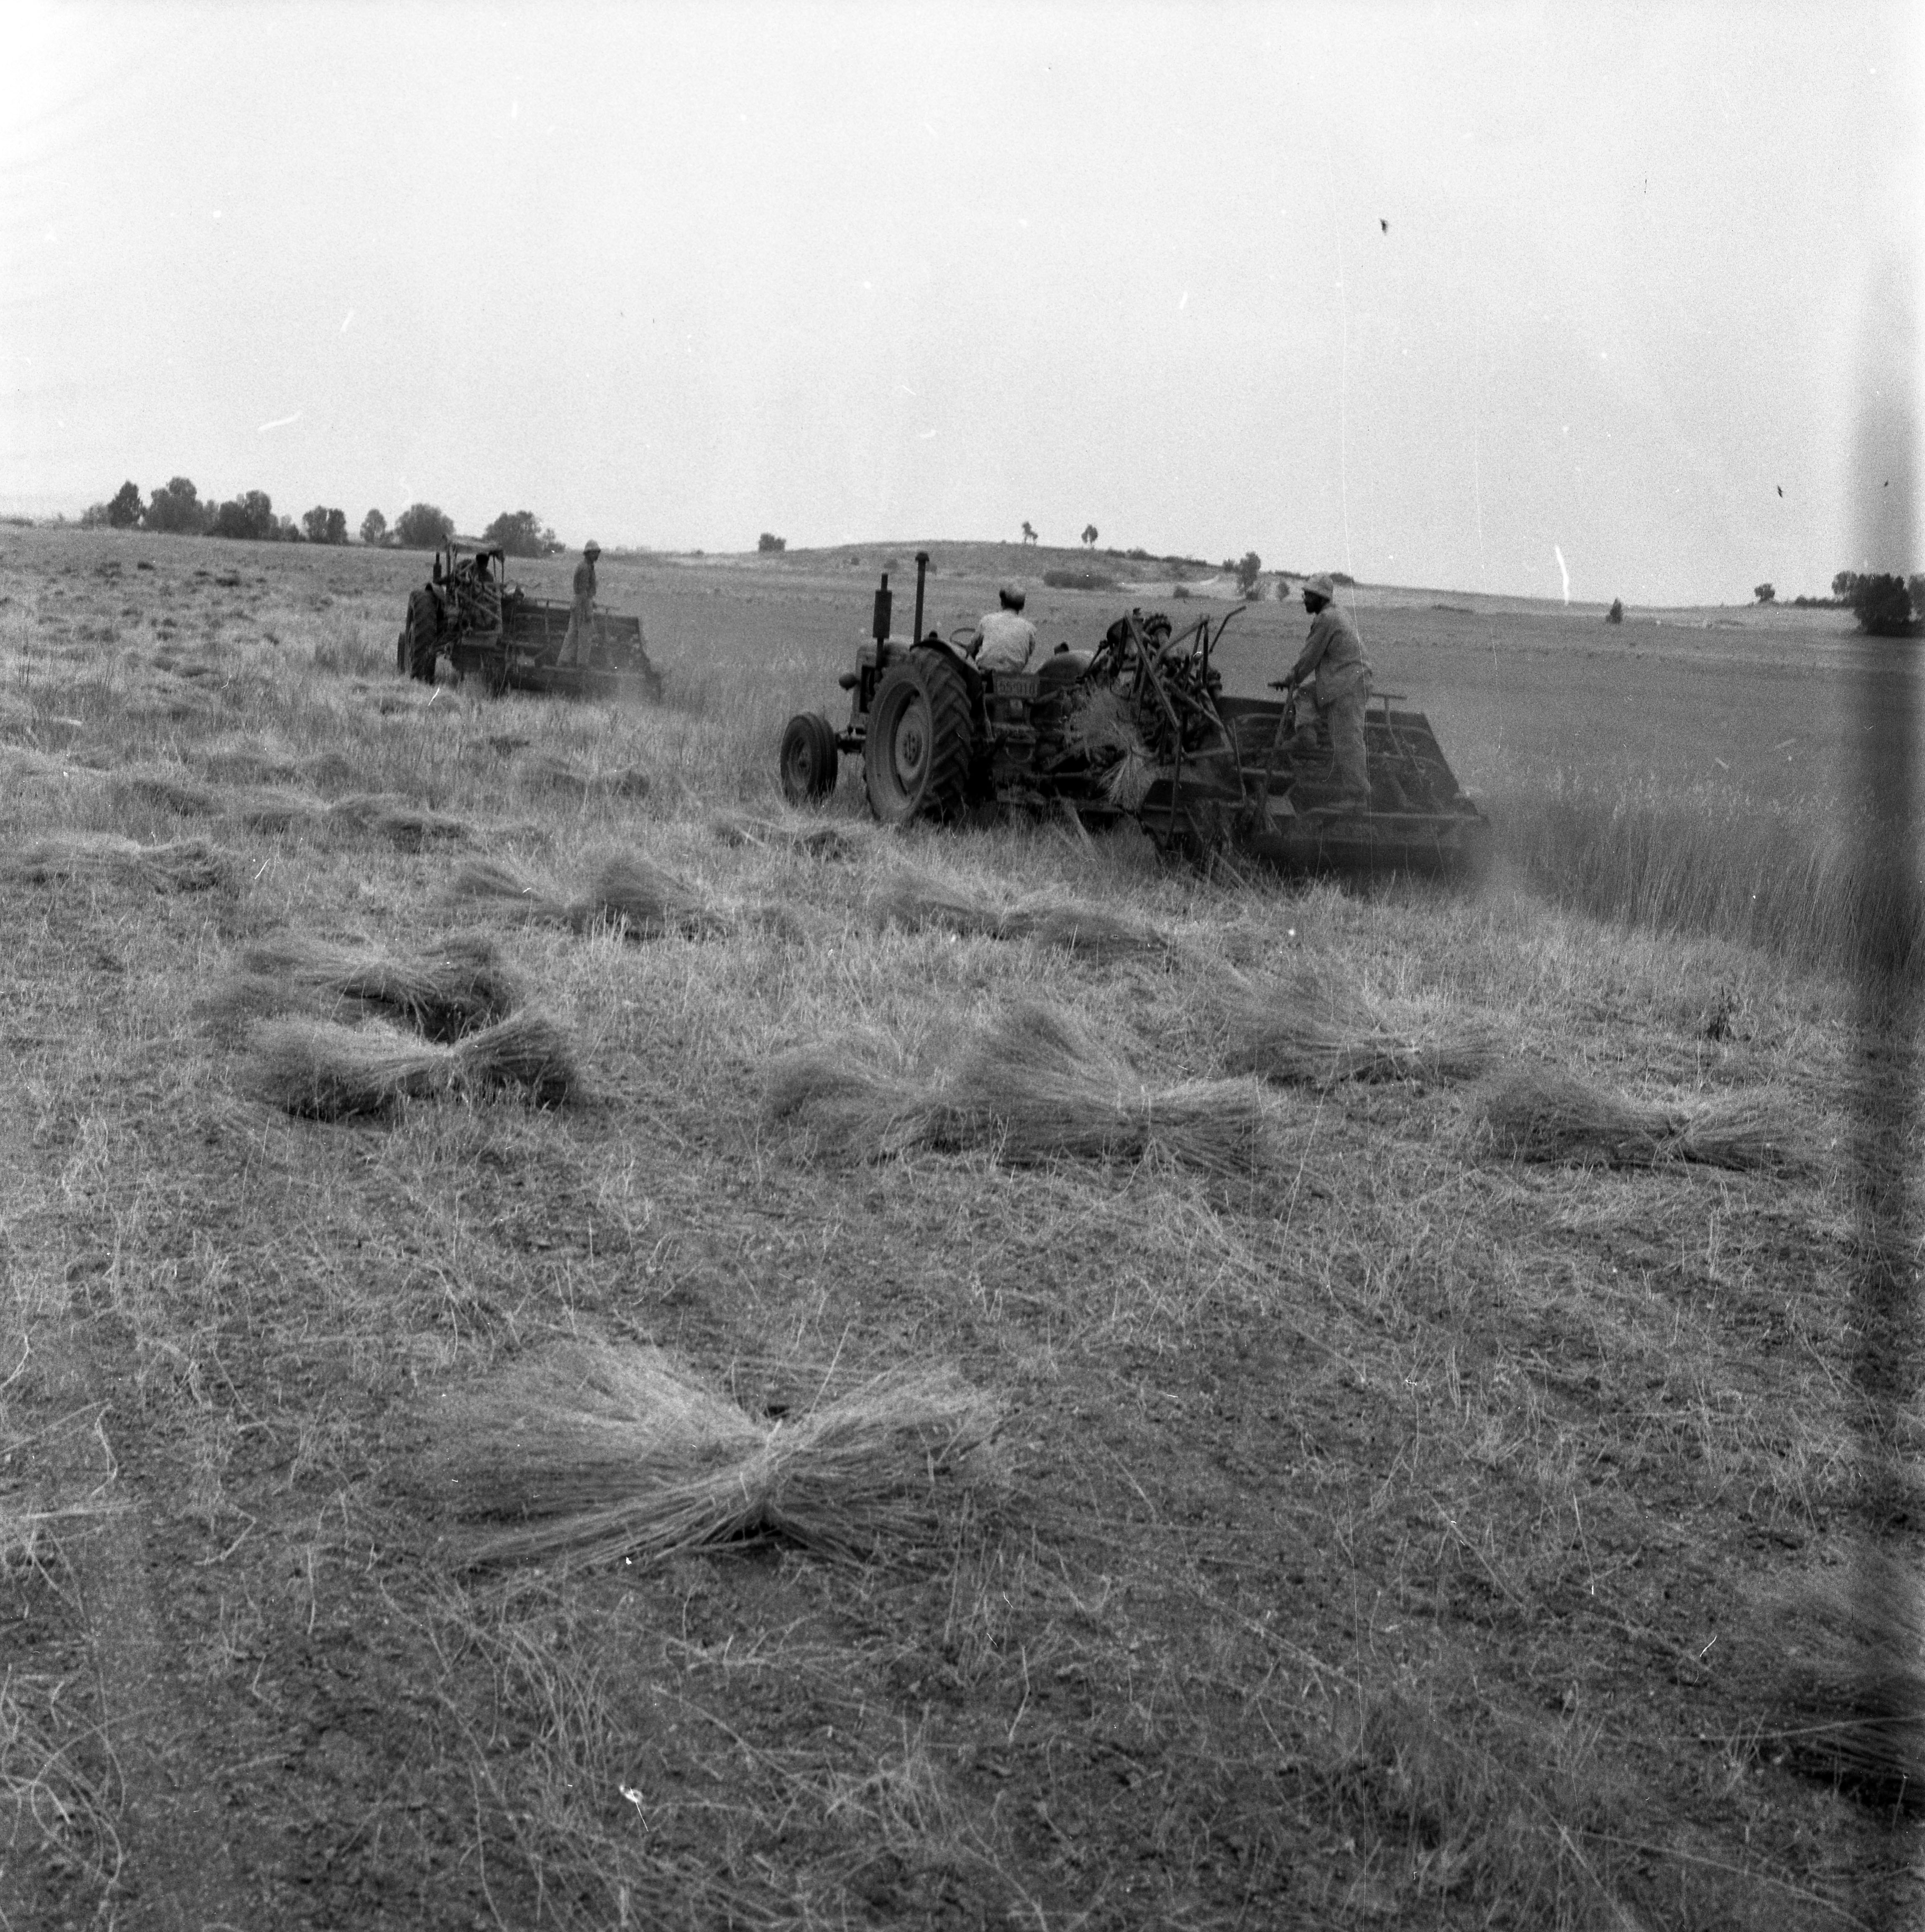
[468,552,501,626]
[970,582,1038,674]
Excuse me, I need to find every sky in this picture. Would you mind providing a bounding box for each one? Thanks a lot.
[2,0,1920,605]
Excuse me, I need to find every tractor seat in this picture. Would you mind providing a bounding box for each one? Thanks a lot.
[1037,650,1093,690]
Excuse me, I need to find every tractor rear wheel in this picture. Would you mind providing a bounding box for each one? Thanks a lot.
[864,653,974,824]
[779,713,840,804]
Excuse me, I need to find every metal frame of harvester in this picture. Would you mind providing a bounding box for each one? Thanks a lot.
[779,552,1489,876]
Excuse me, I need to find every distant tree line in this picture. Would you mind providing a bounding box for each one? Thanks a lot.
[78,480,565,558]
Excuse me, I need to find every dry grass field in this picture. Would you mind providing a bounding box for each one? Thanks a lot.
[2,523,1917,1928]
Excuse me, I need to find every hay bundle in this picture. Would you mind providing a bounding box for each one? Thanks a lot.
[232,932,520,1041]
[740,899,829,944]
[1478,1066,1795,1172]
[1001,896,1170,962]
[326,792,471,847]
[583,851,716,936]
[873,873,1007,938]
[768,1004,1272,1174]
[229,787,327,831]
[298,750,358,791]
[428,1340,997,1568]
[449,850,718,939]
[1219,982,1501,1089]
[0,744,100,785]
[252,1008,579,1118]
[448,854,568,921]
[709,810,868,860]
[123,768,225,816]
[519,752,653,800]
[1,832,229,893]
[200,742,301,785]
[874,869,1170,960]
[1670,1097,1801,1172]
[1768,1554,1925,1806]
[765,1041,927,1156]
[925,1003,1272,1174]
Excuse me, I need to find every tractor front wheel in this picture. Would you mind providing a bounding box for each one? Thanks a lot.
[864,653,974,825]
[400,590,440,682]
[779,713,840,804]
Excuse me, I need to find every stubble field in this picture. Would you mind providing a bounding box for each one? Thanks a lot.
[1,525,1916,1929]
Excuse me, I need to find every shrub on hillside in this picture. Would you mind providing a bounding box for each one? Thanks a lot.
[1606,599,1624,624]
[394,503,455,549]
[1236,551,1262,597]
[757,532,787,554]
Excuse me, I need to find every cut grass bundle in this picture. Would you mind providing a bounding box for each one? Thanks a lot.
[251,1008,579,1118]
[326,792,471,847]
[450,849,720,939]
[764,1038,926,1157]
[769,1003,1275,1175]
[427,1340,997,1569]
[1219,982,1502,1089]
[1767,1553,1925,1808]
[119,765,328,830]
[448,854,568,922]
[925,1003,1272,1175]
[872,873,1007,938]
[709,809,870,860]
[1477,1065,1797,1172]
[230,932,521,1042]
[518,752,652,800]
[1,832,229,893]
[874,867,1172,960]
[122,768,224,816]
[1000,896,1170,963]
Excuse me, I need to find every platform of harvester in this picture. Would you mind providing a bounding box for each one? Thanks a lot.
[778,555,1488,877]
[397,541,662,701]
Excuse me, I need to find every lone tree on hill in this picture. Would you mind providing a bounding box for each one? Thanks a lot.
[360,509,389,547]
[394,502,455,549]
[483,509,560,558]
[757,532,787,554]
[144,477,210,535]
[1236,551,1262,597]
[107,481,143,528]
[302,506,348,545]
[1606,598,1624,624]
[1754,582,1776,604]
[1081,524,1098,548]
[1021,520,1037,546]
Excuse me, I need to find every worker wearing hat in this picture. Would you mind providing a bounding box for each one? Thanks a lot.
[1276,573,1374,812]
[971,581,1038,674]
[558,540,602,667]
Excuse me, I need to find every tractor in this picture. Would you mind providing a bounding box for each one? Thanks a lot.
[397,540,662,700]
[778,553,1488,875]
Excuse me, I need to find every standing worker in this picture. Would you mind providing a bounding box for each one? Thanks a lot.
[1275,573,1374,812]
[970,582,1038,673]
[558,540,601,667]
